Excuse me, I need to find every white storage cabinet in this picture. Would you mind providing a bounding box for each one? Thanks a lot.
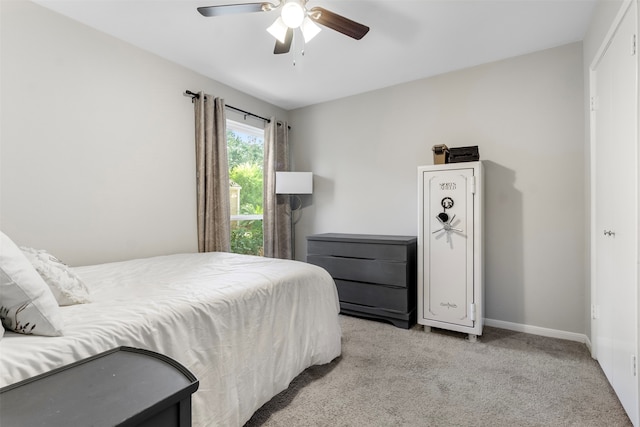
[417,162,483,340]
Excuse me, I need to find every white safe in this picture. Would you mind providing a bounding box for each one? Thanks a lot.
[417,162,483,340]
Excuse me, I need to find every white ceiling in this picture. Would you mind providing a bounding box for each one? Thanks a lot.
[32,0,596,110]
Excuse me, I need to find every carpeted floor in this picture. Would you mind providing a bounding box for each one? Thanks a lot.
[245,315,632,427]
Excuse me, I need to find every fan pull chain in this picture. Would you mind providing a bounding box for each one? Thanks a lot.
[293,29,307,67]
[292,30,299,66]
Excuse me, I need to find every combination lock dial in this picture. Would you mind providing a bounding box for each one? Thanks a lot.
[433,197,462,234]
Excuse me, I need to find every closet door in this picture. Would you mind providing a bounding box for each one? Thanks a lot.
[592,2,638,424]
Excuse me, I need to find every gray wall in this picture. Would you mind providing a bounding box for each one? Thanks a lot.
[0,0,288,266]
[289,43,586,334]
[1,0,596,336]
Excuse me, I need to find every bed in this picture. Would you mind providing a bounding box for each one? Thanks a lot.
[0,240,342,427]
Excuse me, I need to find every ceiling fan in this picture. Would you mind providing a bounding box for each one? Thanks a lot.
[197,1,370,54]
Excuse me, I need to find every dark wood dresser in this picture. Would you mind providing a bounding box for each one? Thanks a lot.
[0,347,199,427]
[307,233,417,329]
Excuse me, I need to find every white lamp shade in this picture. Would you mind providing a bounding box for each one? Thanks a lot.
[275,172,313,194]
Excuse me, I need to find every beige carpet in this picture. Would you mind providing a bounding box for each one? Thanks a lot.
[245,315,631,427]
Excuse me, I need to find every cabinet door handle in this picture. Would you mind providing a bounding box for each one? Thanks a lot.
[603,230,616,237]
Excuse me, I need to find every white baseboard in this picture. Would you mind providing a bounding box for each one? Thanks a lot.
[584,335,593,354]
[484,318,589,344]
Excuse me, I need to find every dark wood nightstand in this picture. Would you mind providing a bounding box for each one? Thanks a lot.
[0,347,199,427]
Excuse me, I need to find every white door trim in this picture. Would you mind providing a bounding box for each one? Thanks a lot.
[588,0,635,361]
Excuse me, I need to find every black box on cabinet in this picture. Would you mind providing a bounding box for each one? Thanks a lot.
[448,146,480,163]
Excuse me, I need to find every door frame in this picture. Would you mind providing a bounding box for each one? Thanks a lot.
[588,0,637,361]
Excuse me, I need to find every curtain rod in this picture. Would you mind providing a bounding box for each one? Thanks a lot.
[184,90,271,123]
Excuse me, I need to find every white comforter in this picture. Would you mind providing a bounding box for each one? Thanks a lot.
[0,252,342,426]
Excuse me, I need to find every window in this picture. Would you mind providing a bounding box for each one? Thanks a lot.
[227,119,265,256]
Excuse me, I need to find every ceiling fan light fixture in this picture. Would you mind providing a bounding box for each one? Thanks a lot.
[300,16,321,43]
[281,0,305,28]
[198,1,369,55]
[267,17,289,43]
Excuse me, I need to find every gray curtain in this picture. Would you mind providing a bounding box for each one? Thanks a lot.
[263,119,291,259]
[194,92,231,252]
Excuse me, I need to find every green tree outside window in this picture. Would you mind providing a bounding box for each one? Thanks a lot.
[228,127,264,256]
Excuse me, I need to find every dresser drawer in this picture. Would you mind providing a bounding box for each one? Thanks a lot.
[335,280,409,312]
[307,240,409,261]
[307,254,409,287]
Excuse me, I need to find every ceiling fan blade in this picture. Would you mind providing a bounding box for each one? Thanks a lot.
[274,28,293,54]
[309,7,369,40]
[197,2,275,17]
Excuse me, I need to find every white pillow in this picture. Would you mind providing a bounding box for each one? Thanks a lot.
[21,247,91,306]
[0,232,63,336]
